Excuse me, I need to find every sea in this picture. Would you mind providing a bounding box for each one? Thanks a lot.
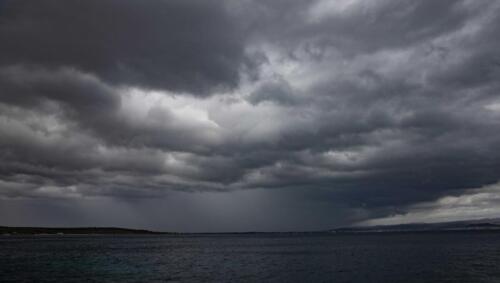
[1,232,500,282]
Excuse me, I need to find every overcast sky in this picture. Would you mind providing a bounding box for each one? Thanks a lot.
[1,0,500,232]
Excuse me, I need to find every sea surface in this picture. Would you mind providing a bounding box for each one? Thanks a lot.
[1,232,500,282]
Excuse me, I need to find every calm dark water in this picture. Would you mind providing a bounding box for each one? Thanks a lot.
[1,232,500,282]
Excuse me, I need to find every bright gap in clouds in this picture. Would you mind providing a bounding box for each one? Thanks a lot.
[360,182,500,226]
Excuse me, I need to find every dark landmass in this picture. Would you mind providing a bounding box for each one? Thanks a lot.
[2,218,500,235]
[330,218,500,234]
[0,226,171,235]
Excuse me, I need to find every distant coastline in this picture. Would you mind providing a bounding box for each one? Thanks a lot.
[329,218,500,234]
[0,226,171,235]
[3,218,500,235]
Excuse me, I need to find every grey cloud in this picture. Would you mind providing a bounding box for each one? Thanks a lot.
[0,0,246,94]
[1,0,500,230]
[247,79,300,106]
[239,0,476,55]
[0,66,222,152]
[361,182,500,225]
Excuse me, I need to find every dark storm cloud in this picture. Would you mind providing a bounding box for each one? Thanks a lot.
[1,0,500,230]
[224,0,500,215]
[0,0,246,94]
[0,66,223,152]
[236,0,473,55]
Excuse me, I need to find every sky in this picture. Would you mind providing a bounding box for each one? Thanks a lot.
[1,0,500,232]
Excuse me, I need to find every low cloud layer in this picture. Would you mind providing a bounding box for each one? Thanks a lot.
[1,0,500,230]
[361,182,500,226]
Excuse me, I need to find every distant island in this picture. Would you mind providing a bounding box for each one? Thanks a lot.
[330,218,500,234]
[0,226,171,235]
